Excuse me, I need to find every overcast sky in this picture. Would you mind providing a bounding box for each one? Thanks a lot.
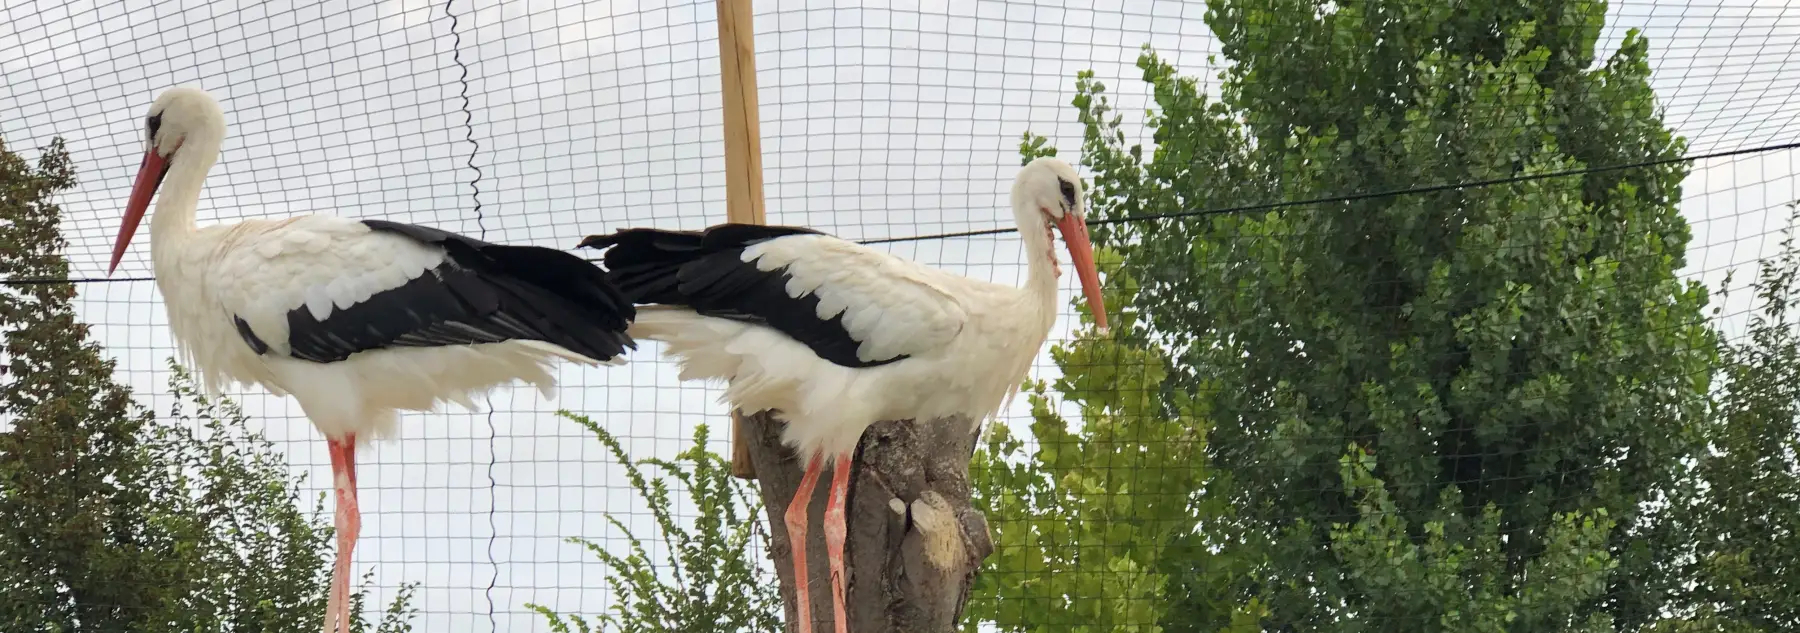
[2,0,1798,631]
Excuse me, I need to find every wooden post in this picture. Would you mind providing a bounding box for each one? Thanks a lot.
[715,0,766,480]
[711,3,994,626]
[746,413,994,632]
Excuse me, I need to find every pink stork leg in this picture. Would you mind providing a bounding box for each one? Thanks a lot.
[822,454,853,633]
[784,455,826,633]
[323,435,361,633]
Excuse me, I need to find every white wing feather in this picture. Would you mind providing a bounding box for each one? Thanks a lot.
[204,215,445,353]
[742,234,968,362]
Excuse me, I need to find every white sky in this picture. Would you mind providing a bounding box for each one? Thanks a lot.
[1,0,1797,631]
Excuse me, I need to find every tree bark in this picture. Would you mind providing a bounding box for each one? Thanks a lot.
[744,411,994,633]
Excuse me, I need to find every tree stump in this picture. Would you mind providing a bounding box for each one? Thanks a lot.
[743,411,994,632]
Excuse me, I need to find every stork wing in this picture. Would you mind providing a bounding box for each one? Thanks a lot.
[740,234,968,364]
[212,215,633,364]
[588,225,969,367]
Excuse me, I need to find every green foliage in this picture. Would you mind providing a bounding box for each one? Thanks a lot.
[0,133,155,633]
[1027,1,1716,630]
[528,412,781,633]
[348,569,422,633]
[150,361,422,631]
[968,250,1259,633]
[1660,203,1800,632]
[1327,442,1619,633]
[0,135,416,632]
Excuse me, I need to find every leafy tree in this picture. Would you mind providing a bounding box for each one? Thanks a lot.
[0,135,416,632]
[528,413,781,633]
[967,238,1259,633]
[1658,203,1800,633]
[1052,0,1715,630]
[1,134,170,630]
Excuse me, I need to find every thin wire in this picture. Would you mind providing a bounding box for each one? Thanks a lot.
[437,0,501,627]
[7,139,1798,287]
[858,140,1800,245]
[6,275,159,283]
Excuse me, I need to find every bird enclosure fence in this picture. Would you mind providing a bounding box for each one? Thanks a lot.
[2,0,1799,632]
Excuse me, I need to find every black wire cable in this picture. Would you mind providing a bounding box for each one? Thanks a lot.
[858,140,1800,245]
[6,140,1797,286]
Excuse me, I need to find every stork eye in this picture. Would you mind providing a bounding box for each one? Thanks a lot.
[147,114,163,143]
[1058,179,1077,208]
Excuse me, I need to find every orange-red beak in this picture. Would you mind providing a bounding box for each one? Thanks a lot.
[1055,212,1108,333]
[110,150,169,275]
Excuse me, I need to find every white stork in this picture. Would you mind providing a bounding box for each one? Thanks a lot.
[106,86,637,633]
[578,157,1106,633]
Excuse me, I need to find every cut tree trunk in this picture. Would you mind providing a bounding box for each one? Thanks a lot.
[744,410,994,633]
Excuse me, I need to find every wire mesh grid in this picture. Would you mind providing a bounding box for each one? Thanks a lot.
[2,0,1799,631]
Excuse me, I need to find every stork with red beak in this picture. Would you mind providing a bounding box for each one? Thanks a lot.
[578,157,1106,633]
[109,86,636,633]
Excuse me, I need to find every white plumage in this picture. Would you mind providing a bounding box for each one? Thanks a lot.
[156,215,608,439]
[581,157,1107,633]
[628,239,1046,461]
[110,87,635,633]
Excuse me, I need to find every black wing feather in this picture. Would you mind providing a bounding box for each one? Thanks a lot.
[578,223,906,369]
[274,221,636,364]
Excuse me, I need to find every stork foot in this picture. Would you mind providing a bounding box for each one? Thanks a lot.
[324,436,361,633]
[785,455,826,633]
[823,454,853,633]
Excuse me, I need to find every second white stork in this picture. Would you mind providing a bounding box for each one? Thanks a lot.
[577,157,1107,633]
[107,86,637,633]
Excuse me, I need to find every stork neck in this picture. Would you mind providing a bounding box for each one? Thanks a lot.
[149,143,219,248]
[1018,209,1061,300]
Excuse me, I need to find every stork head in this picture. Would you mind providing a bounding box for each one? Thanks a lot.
[110,86,225,275]
[1013,156,1107,333]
